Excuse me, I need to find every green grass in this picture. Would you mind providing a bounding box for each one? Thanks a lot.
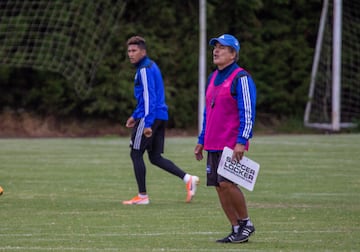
[0,134,359,251]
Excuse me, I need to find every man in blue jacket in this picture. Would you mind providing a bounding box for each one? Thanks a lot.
[123,36,199,205]
[195,34,256,243]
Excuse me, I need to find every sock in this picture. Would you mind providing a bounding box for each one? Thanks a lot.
[233,225,240,233]
[183,174,191,183]
[241,217,253,226]
[138,193,148,198]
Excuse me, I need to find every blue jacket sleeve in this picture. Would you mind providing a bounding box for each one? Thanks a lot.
[235,75,256,144]
[131,69,142,120]
[197,107,206,145]
[142,67,157,128]
[131,67,157,128]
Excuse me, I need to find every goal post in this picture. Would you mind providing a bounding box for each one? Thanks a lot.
[304,0,359,131]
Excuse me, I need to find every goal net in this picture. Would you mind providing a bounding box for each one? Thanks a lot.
[0,0,125,96]
[304,0,360,131]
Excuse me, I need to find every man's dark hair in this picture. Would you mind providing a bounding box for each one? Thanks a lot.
[127,36,146,50]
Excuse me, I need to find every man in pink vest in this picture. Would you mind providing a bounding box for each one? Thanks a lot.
[194,34,257,243]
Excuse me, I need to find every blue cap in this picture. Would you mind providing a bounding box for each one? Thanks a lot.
[209,34,240,53]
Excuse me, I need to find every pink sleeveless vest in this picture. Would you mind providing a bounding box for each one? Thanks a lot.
[204,67,247,151]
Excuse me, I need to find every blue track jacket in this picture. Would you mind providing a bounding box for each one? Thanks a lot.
[132,56,168,128]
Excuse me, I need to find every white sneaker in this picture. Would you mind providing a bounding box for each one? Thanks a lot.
[186,176,199,202]
[122,195,149,205]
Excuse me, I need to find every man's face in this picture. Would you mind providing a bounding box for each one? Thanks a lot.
[127,44,146,64]
[212,42,236,70]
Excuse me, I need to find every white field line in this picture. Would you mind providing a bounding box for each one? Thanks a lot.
[0,247,260,252]
[0,229,356,239]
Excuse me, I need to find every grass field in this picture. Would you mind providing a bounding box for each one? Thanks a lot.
[0,134,359,251]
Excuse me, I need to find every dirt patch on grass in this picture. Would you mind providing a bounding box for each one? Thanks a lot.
[0,111,305,138]
[0,111,200,138]
[0,111,127,138]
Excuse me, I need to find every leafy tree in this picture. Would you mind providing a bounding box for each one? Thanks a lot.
[0,0,322,130]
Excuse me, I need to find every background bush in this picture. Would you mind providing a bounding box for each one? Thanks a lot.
[0,0,322,129]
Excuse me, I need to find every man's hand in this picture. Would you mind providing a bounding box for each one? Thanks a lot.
[143,127,152,138]
[126,117,136,128]
[232,143,245,162]
[194,144,204,161]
